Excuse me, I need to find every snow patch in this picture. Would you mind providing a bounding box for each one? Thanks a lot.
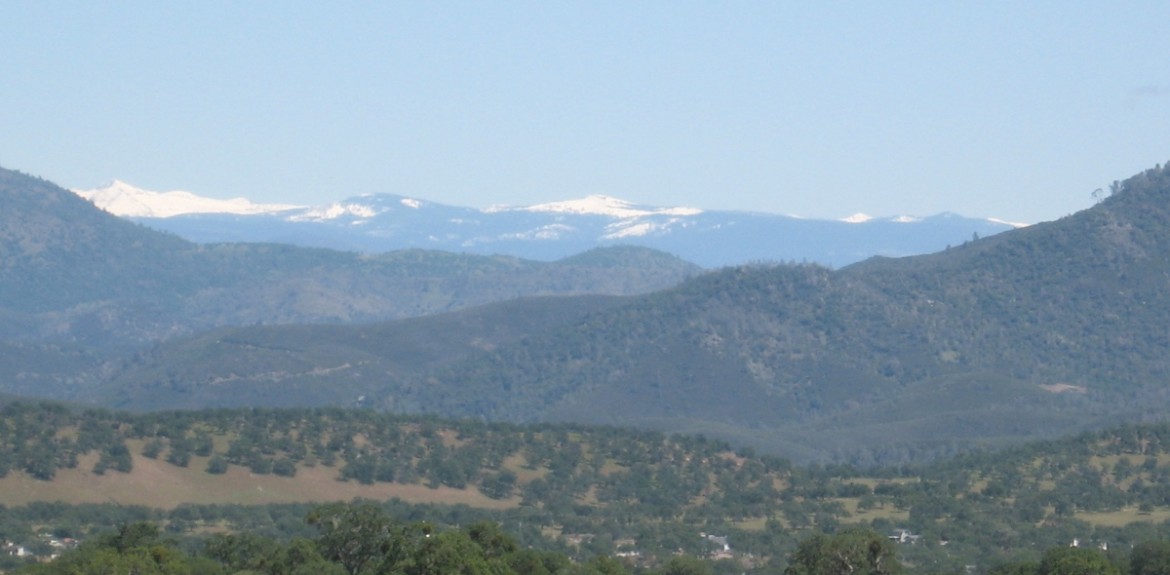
[892,215,922,223]
[72,180,303,218]
[400,198,422,209]
[841,213,873,223]
[602,217,690,239]
[1039,383,1087,394]
[488,194,702,218]
[988,217,1031,228]
[605,222,657,239]
[499,224,576,241]
[289,202,381,221]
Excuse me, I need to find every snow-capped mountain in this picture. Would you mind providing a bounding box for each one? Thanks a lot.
[74,180,303,218]
[71,181,1022,268]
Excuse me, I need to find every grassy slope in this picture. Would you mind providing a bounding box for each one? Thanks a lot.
[0,449,517,510]
[2,433,1167,534]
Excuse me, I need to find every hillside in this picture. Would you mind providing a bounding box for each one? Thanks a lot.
[393,163,1170,461]
[100,163,1170,462]
[1,166,697,333]
[9,402,1170,572]
[411,164,1170,457]
[11,162,1170,464]
[0,166,699,398]
[93,295,629,410]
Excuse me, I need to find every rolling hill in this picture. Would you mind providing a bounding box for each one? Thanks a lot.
[9,401,1170,573]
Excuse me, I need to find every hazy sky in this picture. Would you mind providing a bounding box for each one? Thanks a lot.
[3,2,1169,223]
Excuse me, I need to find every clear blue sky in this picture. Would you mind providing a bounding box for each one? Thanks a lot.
[2,1,1168,223]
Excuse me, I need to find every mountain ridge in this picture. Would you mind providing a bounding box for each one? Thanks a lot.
[0,165,699,399]
[10,162,1170,464]
[75,179,1018,223]
[71,180,1021,268]
[74,179,304,217]
[92,161,1170,463]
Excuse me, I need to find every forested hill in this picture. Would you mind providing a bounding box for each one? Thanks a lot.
[12,162,1170,465]
[357,162,1170,462]
[0,166,699,397]
[93,295,632,410]
[0,168,194,312]
[0,166,697,332]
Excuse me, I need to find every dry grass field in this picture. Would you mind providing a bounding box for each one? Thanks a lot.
[1076,506,1170,527]
[0,452,520,510]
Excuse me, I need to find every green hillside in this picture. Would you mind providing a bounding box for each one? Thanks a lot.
[0,166,697,333]
[102,161,1170,463]
[370,163,1170,461]
[89,162,1170,463]
[10,162,1170,464]
[0,166,699,398]
[8,402,1170,573]
[94,295,629,410]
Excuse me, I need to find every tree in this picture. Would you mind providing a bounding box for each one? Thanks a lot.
[206,455,229,475]
[507,548,574,575]
[480,470,517,500]
[400,530,502,575]
[466,521,518,559]
[1130,541,1170,575]
[34,522,195,575]
[579,555,631,575]
[273,457,297,477]
[1038,547,1120,575]
[306,502,397,575]
[785,528,902,575]
[660,555,712,575]
[989,561,1039,575]
[286,537,347,575]
[32,545,193,575]
[104,522,164,553]
[142,439,164,459]
[202,531,284,573]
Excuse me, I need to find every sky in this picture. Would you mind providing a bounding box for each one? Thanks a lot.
[2,2,1169,224]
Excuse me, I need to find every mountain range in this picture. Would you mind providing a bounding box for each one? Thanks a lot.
[69,162,1170,464]
[0,166,697,398]
[6,162,1170,465]
[73,180,1021,268]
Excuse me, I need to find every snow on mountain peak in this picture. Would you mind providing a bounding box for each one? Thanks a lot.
[841,213,874,223]
[289,202,382,222]
[72,180,303,218]
[488,194,702,219]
